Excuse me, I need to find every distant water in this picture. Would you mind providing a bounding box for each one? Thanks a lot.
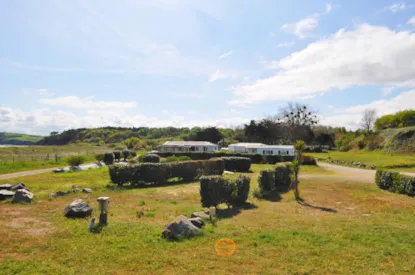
[0,145,29,148]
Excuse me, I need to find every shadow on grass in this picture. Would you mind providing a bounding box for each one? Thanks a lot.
[91,223,106,234]
[296,199,337,213]
[216,202,258,219]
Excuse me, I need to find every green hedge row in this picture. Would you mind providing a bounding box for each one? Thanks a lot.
[200,174,250,207]
[141,154,160,163]
[258,162,293,195]
[109,159,224,186]
[375,170,415,196]
[222,157,251,172]
[156,152,294,164]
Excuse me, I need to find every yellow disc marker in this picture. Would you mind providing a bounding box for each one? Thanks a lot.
[215,238,236,256]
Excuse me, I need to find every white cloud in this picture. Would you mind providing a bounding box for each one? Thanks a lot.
[0,107,250,135]
[230,24,415,106]
[39,96,137,110]
[385,3,407,13]
[281,4,332,39]
[381,87,395,96]
[277,42,296,48]
[218,50,234,59]
[321,90,415,129]
[23,88,55,97]
[408,17,415,25]
[209,69,239,82]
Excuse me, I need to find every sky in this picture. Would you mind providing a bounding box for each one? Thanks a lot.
[1,0,415,135]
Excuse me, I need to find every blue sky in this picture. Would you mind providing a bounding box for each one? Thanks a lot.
[1,0,415,135]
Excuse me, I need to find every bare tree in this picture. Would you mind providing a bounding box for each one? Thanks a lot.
[361,109,377,132]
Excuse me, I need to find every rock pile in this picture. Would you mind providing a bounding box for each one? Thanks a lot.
[0,182,34,202]
[162,215,206,241]
[318,158,376,170]
[49,186,93,199]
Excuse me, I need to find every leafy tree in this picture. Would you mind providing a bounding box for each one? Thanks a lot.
[67,156,85,167]
[123,137,141,150]
[375,114,397,130]
[194,127,224,144]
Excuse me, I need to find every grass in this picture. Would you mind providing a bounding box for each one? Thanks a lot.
[0,164,414,274]
[308,151,415,173]
[0,132,43,145]
[0,144,113,174]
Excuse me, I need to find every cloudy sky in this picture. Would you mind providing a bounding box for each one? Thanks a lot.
[1,0,415,135]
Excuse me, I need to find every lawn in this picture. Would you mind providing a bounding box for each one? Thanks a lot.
[0,164,414,274]
[0,144,113,174]
[307,151,415,173]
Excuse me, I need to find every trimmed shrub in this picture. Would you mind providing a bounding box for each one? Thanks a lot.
[130,151,137,157]
[258,169,275,194]
[222,157,251,172]
[109,159,224,187]
[128,158,138,165]
[199,174,250,207]
[166,156,178,163]
[113,151,122,161]
[231,175,251,206]
[275,162,293,192]
[67,155,85,167]
[95,153,104,163]
[142,154,160,163]
[103,152,115,165]
[263,155,294,165]
[375,169,415,196]
[301,155,317,165]
[122,150,131,160]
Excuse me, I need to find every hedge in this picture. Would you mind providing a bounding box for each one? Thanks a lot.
[103,152,115,165]
[200,174,251,207]
[375,170,415,196]
[109,159,224,187]
[257,162,293,196]
[113,151,122,161]
[142,154,160,163]
[156,152,294,164]
[301,155,317,165]
[122,150,131,160]
[222,157,251,172]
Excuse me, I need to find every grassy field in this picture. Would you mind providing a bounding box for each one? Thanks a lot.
[0,144,112,174]
[1,164,414,274]
[307,151,415,173]
[0,132,43,145]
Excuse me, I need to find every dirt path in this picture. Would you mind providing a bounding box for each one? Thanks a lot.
[0,168,56,180]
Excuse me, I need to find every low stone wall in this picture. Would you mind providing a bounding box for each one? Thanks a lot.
[316,157,376,170]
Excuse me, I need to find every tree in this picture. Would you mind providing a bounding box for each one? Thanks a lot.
[123,137,141,150]
[194,127,224,143]
[361,109,377,132]
[291,140,305,200]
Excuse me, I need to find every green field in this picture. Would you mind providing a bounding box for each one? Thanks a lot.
[308,151,415,173]
[1,164,414,274]
[0,132,43,145]
[0,144,112,174]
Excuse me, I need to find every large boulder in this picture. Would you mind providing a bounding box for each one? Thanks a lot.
[64,199,93,218]
[0,183,12,190]
[189,217,205,229]
[11,182,29,191]
[12,189,34,203]
[162,215,200,240]
[191,211,210,219]
[0,190,15,200]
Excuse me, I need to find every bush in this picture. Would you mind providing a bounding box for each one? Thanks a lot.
[67,155,85,167]
[122,150,131,160]
[199,175,250,207]
[301,155,317,165]
[166,156,178,163]
[103,152,115,165]
[275,162,293,192]
[142,154,160,163]
[130,151,137,157]
[263,155,295,164]
[109,159,224,187]
[95,153,104,163]
[375,169,415,196]
[128,158,138,165]
[113,151,122,161]
[222,157,251,172]
[178,156,192,161]
[258,169,275,194]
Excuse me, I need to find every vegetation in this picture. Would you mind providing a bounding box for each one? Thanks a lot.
[0,132,43,145]
[375,170,415,196]
[103,152,115,165]
[141,154,161,163]
[66,156,86,167]
[222,157,251,172]
[375,109,415,130]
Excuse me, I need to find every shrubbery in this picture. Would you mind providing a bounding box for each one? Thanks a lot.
[157,152,294,164]
[165,156,192,163]
[222,157,251,172]
[199,174,250,207]
[258,169,275,194]
[122,150,130,160]
[109,159,224,186]
[113,151,122,161]
[375,170,415,196]
[256,162,293,197]
[95,153,104,163]
[103,152,115,165]
[301,155,317,165]
[141,154,160,163]
[67,156,85,167]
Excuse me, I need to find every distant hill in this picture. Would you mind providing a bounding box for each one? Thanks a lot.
[379,126,415,153]
[0,132,44,145]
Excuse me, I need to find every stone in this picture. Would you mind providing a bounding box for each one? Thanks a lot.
[12,189,34,203]
[11,182,29,191]
[162,215,200,240]
[64,199,93,218]
[0,190,15,200]
[82,188,92,193]
[72,185,82,193]
[49,193,57,199]
[191,211,210,219]
[53,168,65,173]
[189,217,205,229]
[0,183,12,190]
[56,191,70,197]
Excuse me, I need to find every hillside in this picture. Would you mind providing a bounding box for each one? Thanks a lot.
[380,126,415,153]
[0,132,43,145]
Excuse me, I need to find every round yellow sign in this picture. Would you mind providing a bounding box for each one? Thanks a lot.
[215,238,236,256]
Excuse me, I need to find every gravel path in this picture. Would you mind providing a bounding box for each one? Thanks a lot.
[0,168,56,180]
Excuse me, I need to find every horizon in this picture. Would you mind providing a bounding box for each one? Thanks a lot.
[1,1,415,135]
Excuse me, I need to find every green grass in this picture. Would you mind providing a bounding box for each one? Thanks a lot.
[308,151,415,173]
[0,132,43,145]
[0,144,114,174]
[1,164,414,274]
